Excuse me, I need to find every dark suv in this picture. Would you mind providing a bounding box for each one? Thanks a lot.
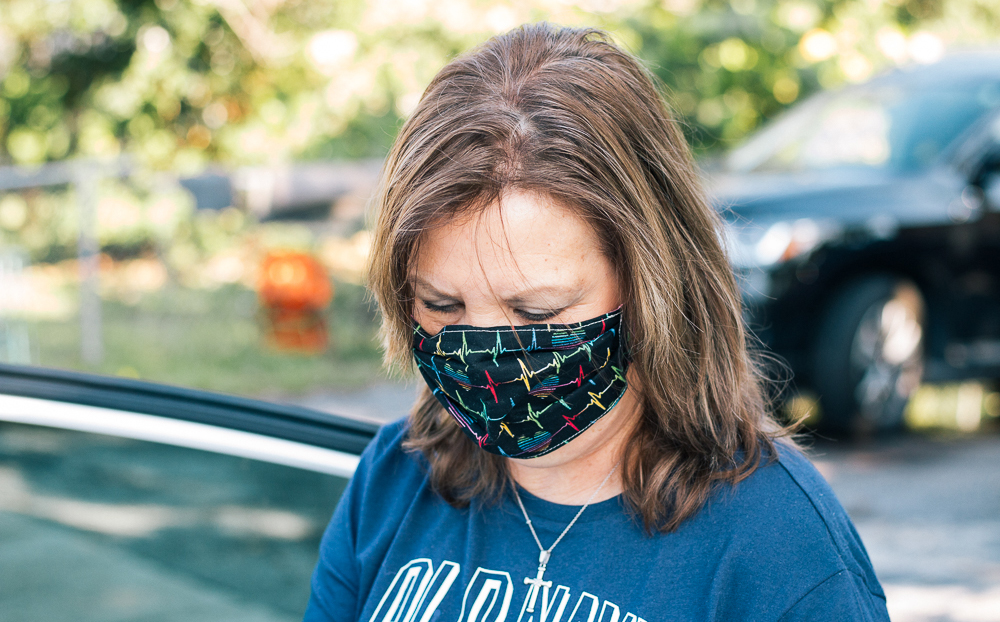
[710,51,1000,434]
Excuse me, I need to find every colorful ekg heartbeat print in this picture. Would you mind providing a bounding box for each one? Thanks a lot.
[411,308,629,458]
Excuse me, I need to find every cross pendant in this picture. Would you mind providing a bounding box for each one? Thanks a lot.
[523,550,552,614]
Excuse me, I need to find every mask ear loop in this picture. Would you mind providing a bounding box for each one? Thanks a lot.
[615,304,633,364]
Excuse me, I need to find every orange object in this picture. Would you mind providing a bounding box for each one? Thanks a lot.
[258,251,333,311]
[263,308,329,354]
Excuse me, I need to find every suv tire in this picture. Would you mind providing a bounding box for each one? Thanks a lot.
[811,275,925,436]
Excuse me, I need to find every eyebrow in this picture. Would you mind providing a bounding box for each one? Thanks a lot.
[505,286,580,306]
[412,277,580,307]
[412,277,459,300]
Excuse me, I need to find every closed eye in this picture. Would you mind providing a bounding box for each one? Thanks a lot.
[514,308,562,322]
[422,300,462,314]
[422,300,562,323]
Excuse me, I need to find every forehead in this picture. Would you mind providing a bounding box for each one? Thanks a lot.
[412,191,608,296]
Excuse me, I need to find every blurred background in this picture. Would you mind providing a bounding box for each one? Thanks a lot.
[1,0,1000,621]
[0,0,995,402]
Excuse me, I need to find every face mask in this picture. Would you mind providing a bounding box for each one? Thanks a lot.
[411,307,630,459]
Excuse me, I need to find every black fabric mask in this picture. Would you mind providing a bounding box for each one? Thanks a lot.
[411,307,630,458]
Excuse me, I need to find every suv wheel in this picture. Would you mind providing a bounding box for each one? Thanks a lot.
[811,275,925,436]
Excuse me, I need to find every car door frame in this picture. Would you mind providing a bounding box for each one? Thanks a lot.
[0,362,380,477]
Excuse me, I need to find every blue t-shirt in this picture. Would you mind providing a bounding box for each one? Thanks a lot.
[304,418,889,622]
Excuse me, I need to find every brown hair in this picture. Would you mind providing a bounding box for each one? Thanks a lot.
[366,22,790,533]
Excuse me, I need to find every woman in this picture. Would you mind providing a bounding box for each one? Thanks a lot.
[305,23,889,622]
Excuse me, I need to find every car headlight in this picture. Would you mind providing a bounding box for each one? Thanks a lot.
[723,218,839,269]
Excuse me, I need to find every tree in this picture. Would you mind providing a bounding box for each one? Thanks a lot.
[1,0,998,170]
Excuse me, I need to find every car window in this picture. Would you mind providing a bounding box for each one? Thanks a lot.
[726,80,1000,174]
[0,419,348,621]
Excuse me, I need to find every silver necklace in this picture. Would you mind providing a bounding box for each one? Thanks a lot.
[512,461,621,614]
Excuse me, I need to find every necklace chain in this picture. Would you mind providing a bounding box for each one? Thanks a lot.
[512,460,621,562]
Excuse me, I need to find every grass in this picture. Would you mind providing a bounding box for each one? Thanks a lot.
[24,281,390,397]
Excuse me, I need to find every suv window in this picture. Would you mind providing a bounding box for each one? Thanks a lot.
[727,80,1000,174]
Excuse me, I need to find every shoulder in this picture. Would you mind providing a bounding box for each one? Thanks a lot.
[337,414,442,554]
[685,440,888,619]
[770,441,882,589]
[361,415,411,463]
[348,415,450,519]
[324,415,420,535]
[352,415,425,494]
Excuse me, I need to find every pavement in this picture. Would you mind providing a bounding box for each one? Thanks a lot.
[808,434,1000,622]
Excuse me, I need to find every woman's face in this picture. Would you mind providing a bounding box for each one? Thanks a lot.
[411,189,640,473]
[411,189,620,333]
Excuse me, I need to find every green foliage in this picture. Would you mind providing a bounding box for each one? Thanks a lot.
[628,0,1000,152]
[0,0,998,168]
